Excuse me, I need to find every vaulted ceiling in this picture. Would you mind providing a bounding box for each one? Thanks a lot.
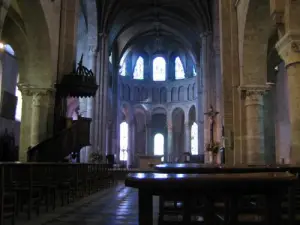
[97,0,213,61]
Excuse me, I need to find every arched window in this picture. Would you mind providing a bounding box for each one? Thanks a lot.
[154,133,164,156]
[119,55,126,76]
[193,66,197,76]
[153,56,166,81]
[175,57,185,79]
[15,75,22,121]
[133,56,144,80]
[120,121,129,161]
[109,52,112,64]
[191,122,198,155]
[0,43,15,56]
[15,86,22,121]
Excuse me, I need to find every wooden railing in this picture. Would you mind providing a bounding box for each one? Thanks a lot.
[27,117,91,162]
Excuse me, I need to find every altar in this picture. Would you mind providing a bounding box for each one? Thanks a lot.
[138,155,162,169]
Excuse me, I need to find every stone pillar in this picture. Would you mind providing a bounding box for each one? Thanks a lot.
[30,88,55,146]
[111,43,119,157]
[185,122,191,153]
[145,123,152,155]
[201,32,213,149]
[129,120,135,166]
[167,120,173,162]
[18,84,54,161]
[93,33,109,154]
[196,63,204,159]
[18,84,33,161]
[276,32,300,163]
[239,85,268,164]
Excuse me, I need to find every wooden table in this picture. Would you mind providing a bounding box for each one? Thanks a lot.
[125,172,297,225]
[154,163,298,174]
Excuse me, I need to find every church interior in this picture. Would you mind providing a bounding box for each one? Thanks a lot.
[0,0,300,224]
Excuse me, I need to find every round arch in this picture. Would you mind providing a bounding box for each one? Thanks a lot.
[242,0,271,84]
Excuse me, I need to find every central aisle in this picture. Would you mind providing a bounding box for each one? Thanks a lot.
[39,184,159,225]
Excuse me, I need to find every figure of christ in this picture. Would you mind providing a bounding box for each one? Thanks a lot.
[204,105,219,145]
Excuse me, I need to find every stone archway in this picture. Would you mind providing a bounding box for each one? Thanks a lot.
[1,1,54,161]
[242,0,271,85]
[239,0,273,164]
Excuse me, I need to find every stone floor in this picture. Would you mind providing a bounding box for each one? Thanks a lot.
[6,182,159,225]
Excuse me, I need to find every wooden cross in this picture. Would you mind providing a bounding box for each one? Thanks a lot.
[204,105,219,143]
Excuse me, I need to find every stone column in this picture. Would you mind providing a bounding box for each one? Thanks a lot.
[30,88,55,147]
[18,84,33,161]
[201,32,213,149]
[129,120,135,166]
[185,122,191,153]
[276,32,300,163]
[167,119,173,162]
[93,33,109,154]
[145,122,152,155]
[111,43,119,157]
[196,63,204,159]
[239,85,269,164]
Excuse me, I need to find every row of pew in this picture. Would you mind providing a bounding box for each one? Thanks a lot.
[156,166,300,225]
[0,163,115,225]
[124,165,300,225]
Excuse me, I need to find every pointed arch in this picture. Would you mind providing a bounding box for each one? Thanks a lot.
[133,56,144,80]
[153,56,166,81]
[175,56,185,79]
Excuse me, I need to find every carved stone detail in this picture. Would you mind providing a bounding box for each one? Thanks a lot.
[276,31,300,66]
[239,85,270,105]
[17,83,55,97]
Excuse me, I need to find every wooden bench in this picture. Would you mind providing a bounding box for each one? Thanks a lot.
[155,163,300,223]
[0,162,115,223]
[125,172,297,225]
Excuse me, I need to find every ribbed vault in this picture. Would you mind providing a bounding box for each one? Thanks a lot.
[97,0,213,61]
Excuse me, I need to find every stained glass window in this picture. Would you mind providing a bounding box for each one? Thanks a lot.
[191,122,198,155]
[175,57,185,79]
[154,133,164,156]
[133,56,144,80]
[120,121,128,161]
[153,57,166,81]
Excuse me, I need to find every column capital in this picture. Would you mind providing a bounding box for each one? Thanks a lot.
[276,31,300,66]
[238,85,270,104]
[17,83,55,97]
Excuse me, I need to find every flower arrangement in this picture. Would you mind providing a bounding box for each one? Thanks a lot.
[205,142,221,154]
[90,151,103,163]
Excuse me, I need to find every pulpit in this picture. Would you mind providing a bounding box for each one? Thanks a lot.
[138,155,162,169]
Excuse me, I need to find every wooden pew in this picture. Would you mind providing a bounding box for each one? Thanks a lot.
[1,162,115,223]
[125,172,297,225]
[0,164,17,225]
[154,163,300,223]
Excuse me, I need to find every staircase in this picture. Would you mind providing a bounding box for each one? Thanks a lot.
[27,117,91,162]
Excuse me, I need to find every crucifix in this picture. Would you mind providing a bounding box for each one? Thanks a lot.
[204,105,219,144]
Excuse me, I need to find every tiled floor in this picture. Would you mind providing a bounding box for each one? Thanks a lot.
[9,183,159,225]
